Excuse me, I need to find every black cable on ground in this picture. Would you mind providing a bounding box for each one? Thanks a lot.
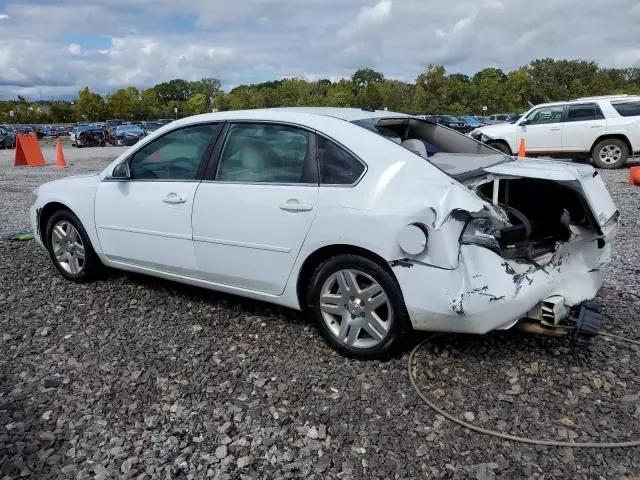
[407,332,640,448]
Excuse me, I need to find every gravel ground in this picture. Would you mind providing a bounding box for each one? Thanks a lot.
[1,147,639,479]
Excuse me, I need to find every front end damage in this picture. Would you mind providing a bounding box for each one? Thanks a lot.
[392,160,619,339]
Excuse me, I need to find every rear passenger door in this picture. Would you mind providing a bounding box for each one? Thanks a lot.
[191,122,319,295]
[561,103,606,152]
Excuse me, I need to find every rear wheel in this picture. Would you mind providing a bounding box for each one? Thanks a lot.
[307,254,411,359]
[46,210,99,282]
[592,138,628,169]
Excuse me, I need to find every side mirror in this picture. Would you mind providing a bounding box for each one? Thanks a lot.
[519,119,529,126]
[111,161,131,180]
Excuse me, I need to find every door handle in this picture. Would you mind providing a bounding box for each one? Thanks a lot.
[550,127,561,131]
[280,200,313,212]
[590,125,601,128]
[163,193,187,204]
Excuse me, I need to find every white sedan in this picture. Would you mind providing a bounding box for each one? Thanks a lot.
[30,107,619,358]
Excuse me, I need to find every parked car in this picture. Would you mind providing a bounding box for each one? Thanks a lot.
[30,107,619,358]
[0,125,17,148]
[0,126,15,148]
[76,126,106,148]
[104,119,125,145]
[142,121,164,133]
[469,95,640,168]
[420,115,471,133]
[113,124,147,146]
[460,115,487,128]
[70,124,91,147]
[486,114,510,124]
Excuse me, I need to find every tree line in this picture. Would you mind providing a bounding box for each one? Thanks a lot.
[2,58,640,124]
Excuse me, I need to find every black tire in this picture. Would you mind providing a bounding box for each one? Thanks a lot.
[591,138,629,169]
[45,209,100,283]
[487,141,512,155]
[306,254,411,359]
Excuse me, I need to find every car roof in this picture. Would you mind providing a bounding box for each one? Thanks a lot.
[161,107,412,131]
[532,94,640,109]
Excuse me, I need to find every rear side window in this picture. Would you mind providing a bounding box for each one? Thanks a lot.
[216,123,312,183]
[565,103,605,122]
[318,136,365,185]
[611,101,640,117]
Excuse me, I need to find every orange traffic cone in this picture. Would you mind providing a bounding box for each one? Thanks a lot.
[517,138,526,158]
[629,166,640,186]
[55,137,67,168]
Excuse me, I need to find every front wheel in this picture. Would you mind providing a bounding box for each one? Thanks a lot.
[487,141,512,155]
[46,210,100,282]
[307,254,411,359]
[592,139,629,169]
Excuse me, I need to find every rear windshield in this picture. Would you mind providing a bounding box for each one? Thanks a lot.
[611,100,640,117]
[351,117,511,179]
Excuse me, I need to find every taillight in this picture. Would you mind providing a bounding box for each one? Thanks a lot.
[460,217,501,255]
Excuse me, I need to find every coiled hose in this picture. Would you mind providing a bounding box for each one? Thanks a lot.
[407,332,640,448]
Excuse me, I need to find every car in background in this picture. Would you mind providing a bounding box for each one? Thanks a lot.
[0,125,17,148]
[30,107,619,358]
[113,124,147,146]
[460,116,487,128]
[469,95,640,168]
[76,125,106,148]
[486,114,510,124]
[104,119,125,145]
[507,114,523,124]
[0,126,15,149]
[420,115,471,133]
[143,121,164,133]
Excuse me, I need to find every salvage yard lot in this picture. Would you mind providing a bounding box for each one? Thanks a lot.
[1,147,640,479]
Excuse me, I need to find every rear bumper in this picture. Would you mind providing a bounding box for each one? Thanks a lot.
[393,233,614,335]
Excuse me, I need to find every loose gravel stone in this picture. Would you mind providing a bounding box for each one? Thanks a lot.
[1,150,639,478]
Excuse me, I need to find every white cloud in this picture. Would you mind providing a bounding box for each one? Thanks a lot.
[0,0,639,99]
[68,43,83,56]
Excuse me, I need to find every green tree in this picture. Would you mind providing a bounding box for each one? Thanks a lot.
[48,102,75,123]
[139,88,162,119]
[74,87,106,121]
[185,93,210,114]
[326,80,356,107]
[352,68,385,88]
[153,79,193,103]
[106,87,140,119]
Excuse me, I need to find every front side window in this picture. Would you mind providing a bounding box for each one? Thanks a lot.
[611,100,640,117]
[129,123,221,180]
[524,106,564,125]
[216,123,312,183]
[318,136,365,185]
[565,103,604,122]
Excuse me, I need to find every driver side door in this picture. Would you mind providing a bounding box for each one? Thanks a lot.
[517,105,564,153]
[94,123,223,273]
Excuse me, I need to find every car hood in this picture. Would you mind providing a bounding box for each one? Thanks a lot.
[473,123,515,135]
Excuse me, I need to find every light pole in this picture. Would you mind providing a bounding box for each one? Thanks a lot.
[174,106,178,120]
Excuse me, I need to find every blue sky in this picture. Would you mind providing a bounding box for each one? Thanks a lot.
[0,0,639,99]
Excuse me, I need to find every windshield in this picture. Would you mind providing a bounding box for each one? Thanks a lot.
[351,117,512,179]
[145,122,162,131]
[118,125,144,134]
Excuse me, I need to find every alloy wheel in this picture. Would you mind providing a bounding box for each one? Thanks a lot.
[599,144,622,165]
[319,269,392,349]
[51,220,86,275]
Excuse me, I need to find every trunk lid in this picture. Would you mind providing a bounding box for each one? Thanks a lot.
[484,159,619,229]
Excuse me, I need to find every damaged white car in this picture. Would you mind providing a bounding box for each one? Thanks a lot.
[30,108,619,358]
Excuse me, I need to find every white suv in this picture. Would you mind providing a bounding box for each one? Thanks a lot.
[469,95,640,168]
